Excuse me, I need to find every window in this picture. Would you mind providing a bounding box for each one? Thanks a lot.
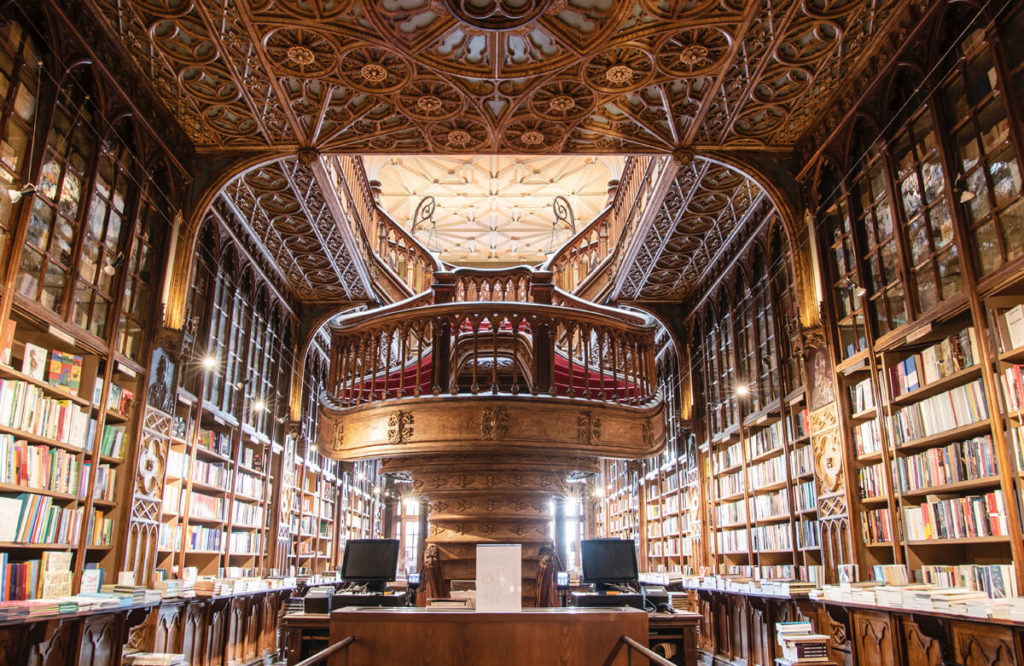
[19,70,95,313]
[0,20,40,263]
[941,29,1024,275]
[852,140,906,335]
[891,109,959,313]
[821,170,867,359]
[73,124,136,337]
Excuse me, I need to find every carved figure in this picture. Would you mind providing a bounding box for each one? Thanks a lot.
[535,543,563,608]
[419,543,444,606]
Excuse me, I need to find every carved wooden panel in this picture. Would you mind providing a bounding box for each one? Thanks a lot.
[902,617,943,666]
[746,598,773,666]
[77,614,122,666]
[952,623,1020,666]
[181,600,206,666]
[728,594,746,661]
[153,602,184,655]
[851,610,898,666]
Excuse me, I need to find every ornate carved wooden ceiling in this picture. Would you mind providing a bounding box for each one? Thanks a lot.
[364,154,622,264]
[616,156,768,302]
[219,157,369,302]
[87,0,906,155]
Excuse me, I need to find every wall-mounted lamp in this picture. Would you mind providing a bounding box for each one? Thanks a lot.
[202,354,217,371]
[734,384,749,397]
[252,399,266,412]
[954,174,976,203]
[102,251,126,276]
[6,183,35,203]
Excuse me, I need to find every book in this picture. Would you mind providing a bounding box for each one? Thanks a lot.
[39,551,72,599]
[21,343,47,380]
[0,320,14,366]
[80,568,103,595]
[46,351,82,396]
[1006,304,1024,350]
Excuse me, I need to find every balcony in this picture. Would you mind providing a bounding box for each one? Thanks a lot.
[316,266,665,463]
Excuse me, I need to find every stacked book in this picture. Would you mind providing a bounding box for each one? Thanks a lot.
[124,653,186,666]
[776,621,829,664]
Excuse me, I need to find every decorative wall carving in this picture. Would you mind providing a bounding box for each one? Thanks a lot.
[387,410,415,444]
[576,412,602,446]
[480,406,511,440]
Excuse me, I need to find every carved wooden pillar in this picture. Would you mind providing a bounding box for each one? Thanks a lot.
[387,452,597,607]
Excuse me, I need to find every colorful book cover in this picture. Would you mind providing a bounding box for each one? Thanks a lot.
[46,351,83,397]
[21,343,47,381]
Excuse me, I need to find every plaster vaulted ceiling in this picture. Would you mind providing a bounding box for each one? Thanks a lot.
[81,0,920,302]
[363,154,623,265]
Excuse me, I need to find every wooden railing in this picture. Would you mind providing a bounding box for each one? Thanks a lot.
[294,636,355,666]
[545,155,665,296]
[325,287,658,406]
[331,156,442,298]
[606,636,676,666]
[433,266,553,304]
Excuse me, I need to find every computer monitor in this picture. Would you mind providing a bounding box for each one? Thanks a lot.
[580,538,638,592]
[341,539,400,593]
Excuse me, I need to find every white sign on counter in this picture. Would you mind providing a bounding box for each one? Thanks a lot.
[475,544,522,612]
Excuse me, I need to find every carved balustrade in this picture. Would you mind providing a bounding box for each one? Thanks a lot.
[333,155,442,297]
[545,155,663,296]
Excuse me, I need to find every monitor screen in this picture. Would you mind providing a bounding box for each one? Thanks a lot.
[580,539,638,584]
[341,539,400,583]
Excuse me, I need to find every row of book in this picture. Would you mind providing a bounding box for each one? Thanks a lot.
[92,378,134,417]
[748,455,786,487]
[717,470,744,498]
[716,500,745,526]
[188,494,224,522]
[1001,364,1024,412]
[716,528,748,554]
[228,531,261,555]
[862,507,893,544]
[854,419,883,457]
[714,441,742,470]
[751,523,791,552]
[0,379,90,446]
[0,493,82,544]
[786,409,809,441]
[850,377,874,413]
[917,563,1018,599]
[234,470,263,500]
[890,379,989,443]
[93,464,117,502]
[798,519,820,549]
[859,463,886,499]
[746,421,784,459]
[87,510,114,547]
[892,435,997,492]
[790,445,812,478]
[3,335,83,396]
[86,422,125,459]
[751,488,789,519]
[902,489,1008,540]
[888,327,979,398]
[197,429,232,457]
[0,435,87,496]
[795,480,816,512]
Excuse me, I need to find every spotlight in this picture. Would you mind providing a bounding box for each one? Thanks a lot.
[735,384,749,397]
[372,485,381,495]
[202,355,217,370]
[593,486,605,499]
[253,399,266,412]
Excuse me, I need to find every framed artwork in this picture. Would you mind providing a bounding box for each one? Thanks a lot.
[147,346,177,414]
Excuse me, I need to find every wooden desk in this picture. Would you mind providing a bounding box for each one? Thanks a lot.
[329,607,648,665]
[648,611,700,666]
